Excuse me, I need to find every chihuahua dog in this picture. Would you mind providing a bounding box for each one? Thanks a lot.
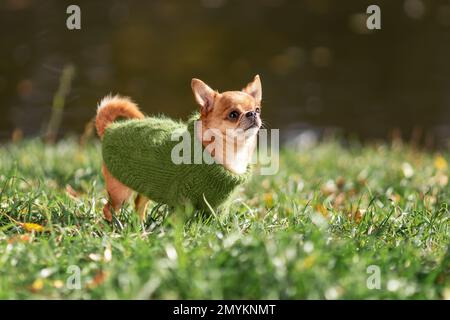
[95,75,262,221]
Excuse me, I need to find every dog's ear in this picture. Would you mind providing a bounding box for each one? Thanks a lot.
[191,78,216,113]
[242,75,262,104]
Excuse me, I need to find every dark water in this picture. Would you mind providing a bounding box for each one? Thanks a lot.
[1,0,450,147]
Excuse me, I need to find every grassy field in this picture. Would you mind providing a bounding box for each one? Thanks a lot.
[0,137,448,299]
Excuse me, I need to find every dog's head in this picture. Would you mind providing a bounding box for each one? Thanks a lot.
[191,75,262,138]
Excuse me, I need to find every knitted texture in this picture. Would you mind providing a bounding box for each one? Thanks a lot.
[102,113,251,210]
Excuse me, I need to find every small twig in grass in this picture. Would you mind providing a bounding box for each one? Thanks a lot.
[45,64,75,143]
[0,211,45,233]
[79,117,96,146]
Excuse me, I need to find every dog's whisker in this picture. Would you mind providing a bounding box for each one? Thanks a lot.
[260,120,271,130]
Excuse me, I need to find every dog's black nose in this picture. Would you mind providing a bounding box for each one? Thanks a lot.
[246,111,256,118]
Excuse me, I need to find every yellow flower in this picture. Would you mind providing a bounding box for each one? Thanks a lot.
[264,193,274,207]
[30,278,44,292]
[434,155,448,171]
[315,204,328,218]
[53,280,64,289]
[302,255,316,269]
[21,223,45,233]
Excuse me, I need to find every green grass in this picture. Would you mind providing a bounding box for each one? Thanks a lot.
[0,137,448,299]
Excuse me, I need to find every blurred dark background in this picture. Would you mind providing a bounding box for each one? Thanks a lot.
[1,0,450,147]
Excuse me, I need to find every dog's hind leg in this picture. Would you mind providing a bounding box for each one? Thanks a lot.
[135,194,150,221]
[102,164,133,222]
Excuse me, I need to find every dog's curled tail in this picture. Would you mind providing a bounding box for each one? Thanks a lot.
[95,95,145,138]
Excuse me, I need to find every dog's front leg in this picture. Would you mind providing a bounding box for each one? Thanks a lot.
[135,194,150,221]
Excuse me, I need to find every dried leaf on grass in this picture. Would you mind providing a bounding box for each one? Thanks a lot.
[65,184,81,199]
[86,270,109,289]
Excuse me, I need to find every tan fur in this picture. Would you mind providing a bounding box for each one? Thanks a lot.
[97,76,262,221]
[193,75,262,174]
[96,95,145,138]
[135,194,150,221]
[102,164,134,222]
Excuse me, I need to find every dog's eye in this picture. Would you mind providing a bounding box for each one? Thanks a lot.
[228,111,240,120]
[255,107,261,113]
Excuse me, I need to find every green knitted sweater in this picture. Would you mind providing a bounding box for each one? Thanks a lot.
[102,113,251,210]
